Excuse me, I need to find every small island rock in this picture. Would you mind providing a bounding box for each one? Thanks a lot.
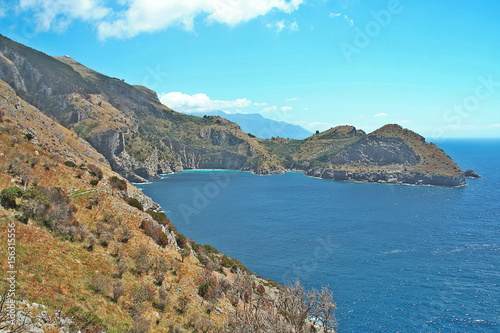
[465,169,481,178]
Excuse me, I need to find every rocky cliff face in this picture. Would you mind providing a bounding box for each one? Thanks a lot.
[331,136,420,166]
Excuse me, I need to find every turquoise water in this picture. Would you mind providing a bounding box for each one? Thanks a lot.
[137,139,500,332]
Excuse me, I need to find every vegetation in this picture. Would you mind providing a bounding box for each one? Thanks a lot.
[0,186,23,209]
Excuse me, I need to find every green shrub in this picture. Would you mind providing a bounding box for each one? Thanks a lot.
[198,282,211,298]
[203,244,219,255]
[0,187,24,209]
[126,197,143,211]
[176,234,187,248]
[220,254,251,274]
[63,160,76,168]
[146,210,170,225]
[67,306,106,332]
[24,133,34,141]
[89,179,99,186]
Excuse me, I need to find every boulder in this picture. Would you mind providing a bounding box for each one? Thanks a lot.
[464,169,481,178]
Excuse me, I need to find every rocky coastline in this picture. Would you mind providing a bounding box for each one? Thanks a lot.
[305,168,466,187]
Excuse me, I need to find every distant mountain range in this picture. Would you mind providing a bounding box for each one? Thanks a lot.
[205,111,312,140]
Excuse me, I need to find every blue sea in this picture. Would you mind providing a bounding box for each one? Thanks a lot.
[137,139,500,332]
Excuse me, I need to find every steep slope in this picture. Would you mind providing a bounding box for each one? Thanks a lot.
[0,34,284,183]
[0,79,289,332]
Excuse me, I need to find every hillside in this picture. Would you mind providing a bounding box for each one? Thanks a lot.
[0,34,465,189]
[0,34,284,184]
[0,79,336,332]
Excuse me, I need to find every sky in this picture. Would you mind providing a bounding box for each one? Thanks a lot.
[0,0,499,138]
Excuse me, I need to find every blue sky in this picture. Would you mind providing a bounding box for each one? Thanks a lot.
[1,0,499,138]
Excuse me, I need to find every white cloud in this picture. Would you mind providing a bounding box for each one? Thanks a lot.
[329,12,352,25]
[260,105,278,113]
[344,14,354,27]
[254,102,268,106]
[280,106,293,112]
[15,0,304,38]
[286,97,301,102]
[291,120,333,132]
[98,0,304,39]
[373,113,389,117]
[159,91,251,113]
[289,21,299,31]
[18,0,110,32]
[267,19,299,33]
[267,20,286,33]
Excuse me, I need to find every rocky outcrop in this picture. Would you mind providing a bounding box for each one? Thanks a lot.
[306,168,466,187]
[464,169,481,178]
[331,136,420,166]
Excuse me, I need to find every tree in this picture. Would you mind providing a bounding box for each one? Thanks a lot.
[179,248,189,263]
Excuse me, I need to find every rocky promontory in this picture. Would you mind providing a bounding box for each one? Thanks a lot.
[305,168,466,186]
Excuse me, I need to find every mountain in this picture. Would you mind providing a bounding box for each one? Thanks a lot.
[0,34,284,184]
[207,110,313,139]
[0,34,465,187]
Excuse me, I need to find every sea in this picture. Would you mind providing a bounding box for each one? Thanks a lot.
[136,139,500,332]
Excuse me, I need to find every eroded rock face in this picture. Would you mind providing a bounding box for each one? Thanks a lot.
[331,136,420,166]
[198,128,244,146]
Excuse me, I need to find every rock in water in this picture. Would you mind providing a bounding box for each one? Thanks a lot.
[465,169,481,178]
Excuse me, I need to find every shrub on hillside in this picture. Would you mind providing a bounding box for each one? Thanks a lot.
[134,245,152,275]
[63,160,76,168]
[18,186,83,239]
[117,257,128,278]
[203,244,219,255]
[176,234,187,249]
[91,274,112,295]
[126,197,143,211]
[146,210,169,225]
[87,164,103,180]
[67,306,107,332]
[110,176,127,191]
[112,280,125,302]
[0,186,24,209]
